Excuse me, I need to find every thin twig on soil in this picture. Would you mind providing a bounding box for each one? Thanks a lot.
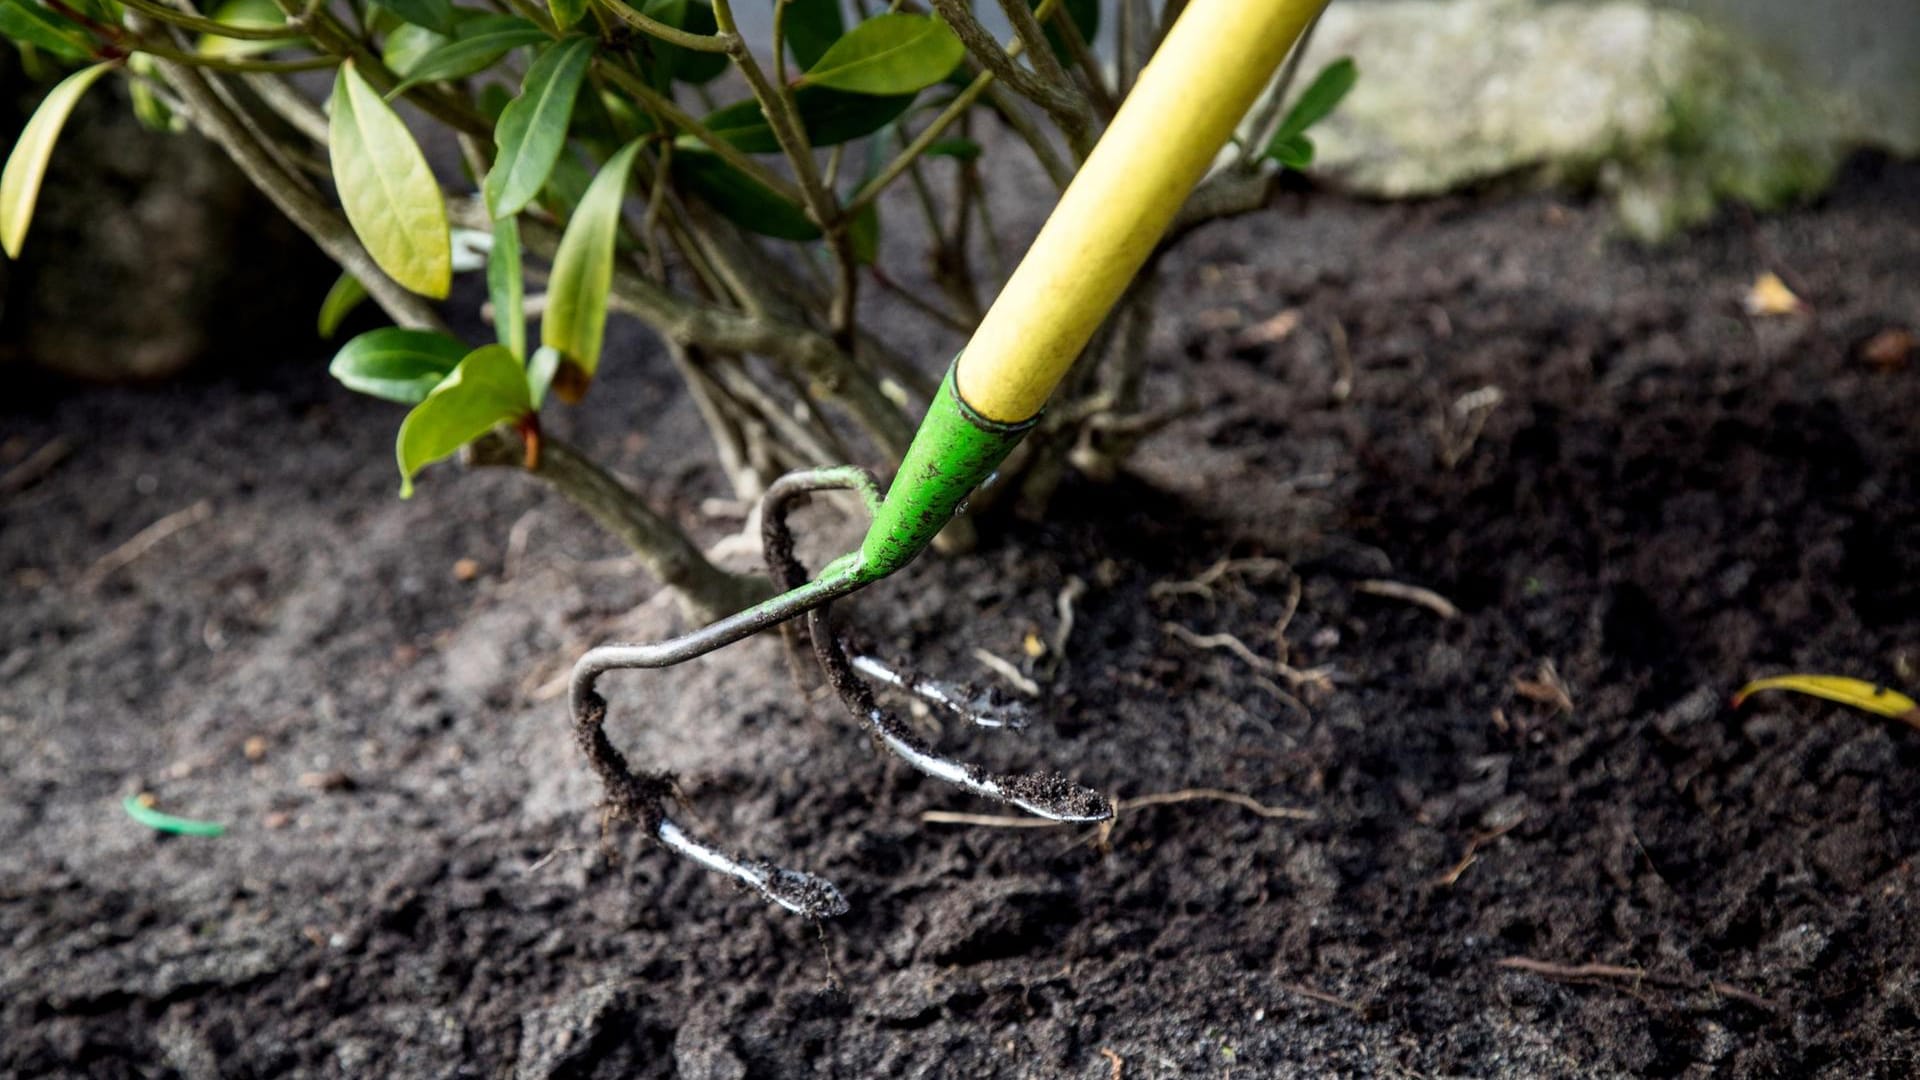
[1356,579,1460,620]
[1495,956,1783,1014]
[80,499,213,590]
[1279,981,1367,1016]
[1512,660,1574,714]
[0,438,71,497]
[1431,815,1524,887]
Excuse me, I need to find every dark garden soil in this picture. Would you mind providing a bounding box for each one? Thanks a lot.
[4,154,1918,1078]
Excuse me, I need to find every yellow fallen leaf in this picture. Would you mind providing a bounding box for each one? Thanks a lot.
[1743,272,1804,317]
[1732,674,1919,728]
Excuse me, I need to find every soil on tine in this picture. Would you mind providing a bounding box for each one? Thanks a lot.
[2,155,1918,1077]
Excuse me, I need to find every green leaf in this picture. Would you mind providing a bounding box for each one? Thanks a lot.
[670,141,820,241]
[329,62,452,297]
[382,21,447,76]
[800,12,963,96]
[1270,56,1356,146]
[1267,132,1313,170]
[396,344,533,497]
[383,0,454,33]
[784,0,843,71]
[923,135,981,161]
[389,16,547,93]
[0,0,93,61]
[526,344,561,408]
[547,0,585,30]
[329,327,469,403]
[317,271,369,338]
[542,139,641,389]
[702,87,913,153]
[488,215,525,360]
[848,199,878,265]
[0,62,113,259]
[197,0,295,58]
[484,36,595,220]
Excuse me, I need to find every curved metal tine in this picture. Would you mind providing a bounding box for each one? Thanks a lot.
[848,652,1031,730]
[565,466,885,917]
[809,608,1112,824]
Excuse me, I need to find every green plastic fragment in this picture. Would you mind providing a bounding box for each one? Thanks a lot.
[122,794,227,837]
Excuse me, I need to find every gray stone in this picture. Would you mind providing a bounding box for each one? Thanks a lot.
[1290,0,1877,239]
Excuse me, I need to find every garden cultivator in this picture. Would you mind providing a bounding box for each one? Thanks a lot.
[570,0,1331,915]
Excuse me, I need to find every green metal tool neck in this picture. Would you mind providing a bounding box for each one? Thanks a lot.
[855,360,1036,581]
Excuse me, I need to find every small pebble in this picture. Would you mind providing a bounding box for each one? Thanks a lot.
[452,558,481,582]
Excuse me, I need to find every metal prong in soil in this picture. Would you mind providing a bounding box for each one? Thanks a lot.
[658,819,849,918]
[812,610,1111,825]
[851,652,1030,729]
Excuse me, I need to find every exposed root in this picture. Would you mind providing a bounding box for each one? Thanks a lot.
[1355,578,1460,621]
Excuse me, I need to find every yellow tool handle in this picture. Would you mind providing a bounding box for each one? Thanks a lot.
[954,0,1329,423]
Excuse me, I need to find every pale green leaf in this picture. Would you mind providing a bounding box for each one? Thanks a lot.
[0,61,113,259]
[800,13,963,96]
[197,0,295,58]
[396,344,532,496]
[542,139,641,389]
[317,271,369,338]
[484,36,595,219]
[488,215,525,360]
[1267,132,1313,170]
[329,327,468,403]
[526,344,561,408]
[383,22,450,77]
[329,62,452,298]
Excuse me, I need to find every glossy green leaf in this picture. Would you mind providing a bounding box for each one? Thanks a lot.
[484,36,595,219]
[0,62,113,259]
[390,16,547,93]
[1270,57,1356,147]
[702,87,913,153]
[547,0,585,30]
[800,13,963,96]
[329,63,452,297]
[671,141,820,241]
[1267,132,1313,170]
[396,344,533,497]
[488,215,525,360]
[542,140,641,387]
[329,327,468,403]
[317,271,369,338]
[784,0,843,70]
[0,0,93,61]
[383,0,454,33]
[197,0,296,58]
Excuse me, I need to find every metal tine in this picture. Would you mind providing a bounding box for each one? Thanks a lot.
[849,652,1031,730]
[565,466,886,918]
[757,502,1109,826]
[807,605,1111,823]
